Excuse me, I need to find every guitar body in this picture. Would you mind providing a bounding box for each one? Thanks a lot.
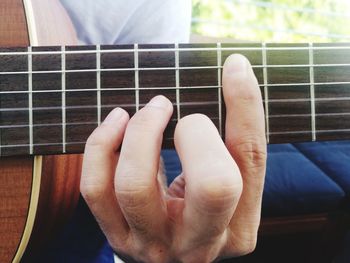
[0,1,82,262]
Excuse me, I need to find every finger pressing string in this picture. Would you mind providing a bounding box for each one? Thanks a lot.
[81,107,130,248]
[115,96,173,244]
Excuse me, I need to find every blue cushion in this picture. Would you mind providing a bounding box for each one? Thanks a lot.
[40,198,114,263]
[263,144,345,216]
[162,149,182,185]
[162,146,345,217]
[41,145,348,262]
[294,141,350,195]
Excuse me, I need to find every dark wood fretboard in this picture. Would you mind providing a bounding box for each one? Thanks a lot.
[1,43,350,157]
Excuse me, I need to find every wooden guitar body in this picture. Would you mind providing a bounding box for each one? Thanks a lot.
[0,1,82,262]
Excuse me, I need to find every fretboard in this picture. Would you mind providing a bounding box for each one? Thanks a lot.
[1,43,350,157]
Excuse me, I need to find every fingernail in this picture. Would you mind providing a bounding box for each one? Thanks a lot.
[103,108,124,124]
[225,54,248,74]
[147,95,169,109]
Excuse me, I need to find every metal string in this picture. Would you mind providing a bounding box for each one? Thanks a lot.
[2,63,350,75]
[2,127,350,151]
[1,45,350,56]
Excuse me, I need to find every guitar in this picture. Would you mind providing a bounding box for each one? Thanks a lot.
[1,1,81,263]
[1,0,350,262]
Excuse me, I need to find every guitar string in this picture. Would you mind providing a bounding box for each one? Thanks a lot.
[2,45,350,56]
[1,62,350,76]
[1,81,350,95]
[2,127,350,152]
[1,97,350,113]
[1,45,350,153]
[1,96,350,110]
[1,111,350,130]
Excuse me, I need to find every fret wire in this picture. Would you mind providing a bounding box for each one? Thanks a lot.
[2,62,350,75]
[3,128,350,151]
[28,47,33,155]
[217,43,223,136]
[175,43,181,121]
[2,45,350,56]
[262,43,270,143]
[3,111,350,130]
[96,45,102,125]
[134,44,140,112]
[61,46,67,153]
[309,43,316,142]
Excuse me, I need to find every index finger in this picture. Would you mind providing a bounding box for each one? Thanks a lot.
[115,96,173,242]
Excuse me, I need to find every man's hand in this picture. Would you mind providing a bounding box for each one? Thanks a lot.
[81,54,266,262]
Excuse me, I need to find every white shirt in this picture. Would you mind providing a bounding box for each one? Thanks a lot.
[60,0,192,44]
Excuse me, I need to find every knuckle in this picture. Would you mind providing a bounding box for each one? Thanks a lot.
[115,178,153,209]
[115,185,150,207]
[80,182,106,206]
[234,238,257,256]
[106,232,131,254]
[229,230,258,257]
[194,171,242,214]
[232,136,267,170]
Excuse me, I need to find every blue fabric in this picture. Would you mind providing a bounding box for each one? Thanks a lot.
[162,146,346,217]
[161,149,182,185]
[263,143,345,216]
[294,141,350,195]
[42,143,349,262]
[40,198,114,263]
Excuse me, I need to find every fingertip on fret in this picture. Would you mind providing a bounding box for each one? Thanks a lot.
[223,54,250,75]
[103,108,129,125]
[146,95,173,112]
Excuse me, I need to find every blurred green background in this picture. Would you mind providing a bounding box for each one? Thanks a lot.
[191,0,350,42]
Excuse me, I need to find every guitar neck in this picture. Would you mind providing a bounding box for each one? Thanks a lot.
[1,43,350,157]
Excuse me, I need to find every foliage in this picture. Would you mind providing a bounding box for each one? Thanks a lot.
[191,0,350,42]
